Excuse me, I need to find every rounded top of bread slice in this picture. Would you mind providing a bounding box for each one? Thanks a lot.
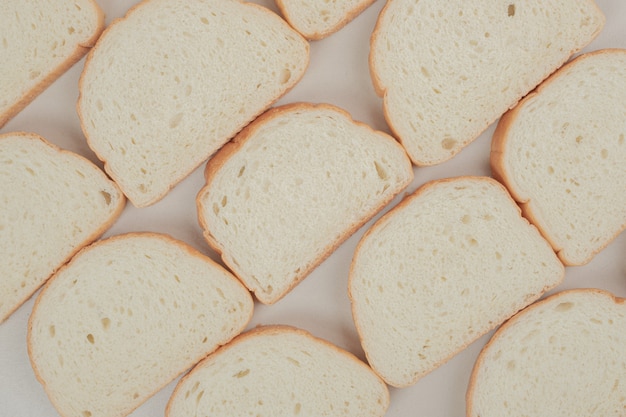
[275,0,376,40]
[370,0,604,165]
[78,0,309,207]
[27,232,253,417]
[197,102,413,304]
[467,288,626,417]
[166,325,389,417]
[0,132,124,323]
[349,176,563,387]
[491,49,626,266]
[0,0,104,127]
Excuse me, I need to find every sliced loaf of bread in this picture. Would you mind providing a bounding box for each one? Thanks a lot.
[78,0,310,207]
[166,325,389,417]
[275,0,377,40]
[197,102,413,304]
[370,0,604,165]
[491,49,626,266]
[0,132,124,323]
[0,0,104,128]
[28,233,254,417]
[349,176,564,387]
[467,289,626,417]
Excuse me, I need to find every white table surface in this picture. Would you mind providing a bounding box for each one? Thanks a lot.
[1,1,625,416]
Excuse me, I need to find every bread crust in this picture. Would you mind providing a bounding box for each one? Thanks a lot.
[197,102,413,304]
[275,0,377,40]
[27,232,254,417]
[348,176,564,387]
[76,0,310,207]
[0,0,104,128]
[491,49,626,265]
[0,131,125,323]
[465,288,626,417]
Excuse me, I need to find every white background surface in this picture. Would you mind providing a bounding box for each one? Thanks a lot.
[1,1,625,416]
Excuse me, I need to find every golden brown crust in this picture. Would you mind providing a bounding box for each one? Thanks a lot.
[0,0,104,128]
[197,102,413,304]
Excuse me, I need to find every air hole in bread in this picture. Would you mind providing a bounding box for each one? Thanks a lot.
[101,318,111,330]
[82,411,92,417]
[374,161,388,180]
[49,325,56,338]
[233,369,250,378]
[86,333,95,344]
[280,68,292,84]
[555,301,574,312]
[100,191,112,205]
[508,4,516,16]
[442,138,457,150]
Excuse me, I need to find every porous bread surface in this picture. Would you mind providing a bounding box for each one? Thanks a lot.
[28,233,254,417]
[0,132,124,323]
[197,102,413,304]
[78,0,309,207]
[349,176,563,387]
[491,49,626,266]
[275,0,376,40]
[370,0,604,165]
[0,0,103,127]
[166,325,389,417]
[467,289,626,417]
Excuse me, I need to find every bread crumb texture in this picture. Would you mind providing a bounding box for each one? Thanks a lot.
[0,133,123,323]
[166,326,389,417]
[0,0,102,126]
[495,50,626,265]
[371,0,604,165]
[28,233,253,417]
[469,289,626,417]
[349,177,563,387]
[198,103,412,304]
[78,0,308,207]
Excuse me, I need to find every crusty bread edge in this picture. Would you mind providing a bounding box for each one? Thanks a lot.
[197,102,413,304]
[465,288,626,417]
[369,0,606,166]
[348,176,564,387]
[76,0,310,208]
[275,0,377,40]
[26,231,254,417]
[0,131,125,324]
[165,324,390,417]
[0,0,105,129]
[491,48,626,266]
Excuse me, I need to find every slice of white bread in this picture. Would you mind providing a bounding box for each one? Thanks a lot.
[27,233,254,417]
[274,0,377,40]
[0,0,104,128]
[78,0,310,207]
[370,0,605,166]
[491,49,626,266]
[467,289,626,417]
[0,132,124,323]
[349,176,564,387]
[166,325,389,417]
[197,102,413,304]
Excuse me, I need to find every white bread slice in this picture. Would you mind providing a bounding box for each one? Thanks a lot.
[275,0,376,40]
[166,325,389,417]
[349,176,564,387]
[467,289,626,417]
[197,102,413,304]
[78,0,310,207]
[0,132,124,323]
[370,0,605,166]
[491,49,626,266]
[27,233,254,417]
[0,0,104,128]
